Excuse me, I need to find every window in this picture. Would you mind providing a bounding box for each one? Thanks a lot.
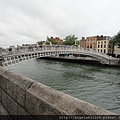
[101,49,102,53]
[90,44,92,48]
[104,49,106,53]
[104,44,106,48]
[98,45,100,48]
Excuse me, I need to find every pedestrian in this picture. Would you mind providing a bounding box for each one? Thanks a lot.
[9,47,12,54]
[17,45,19,53]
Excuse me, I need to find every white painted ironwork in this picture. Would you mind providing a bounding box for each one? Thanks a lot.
[0,45,119,66]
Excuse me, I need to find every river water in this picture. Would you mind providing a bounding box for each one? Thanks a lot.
[6,59,120,114]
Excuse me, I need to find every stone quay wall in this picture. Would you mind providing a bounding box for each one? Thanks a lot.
[0,66,116,116]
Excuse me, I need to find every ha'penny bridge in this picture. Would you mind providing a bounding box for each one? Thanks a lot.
[0,45,119,66]
[0,45,119,117]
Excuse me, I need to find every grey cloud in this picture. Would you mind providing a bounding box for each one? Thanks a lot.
[0,0,120,48]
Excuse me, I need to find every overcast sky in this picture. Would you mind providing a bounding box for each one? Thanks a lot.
[0,0,120,48]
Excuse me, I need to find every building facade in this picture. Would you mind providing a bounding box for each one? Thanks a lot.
[47,37,63,45]
[80,37,86,48]
[96,36,113,54]
[86,36,98,50]
[86,35,113,54]
[54,37,63,44]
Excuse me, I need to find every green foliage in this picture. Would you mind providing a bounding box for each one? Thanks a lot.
[110,31,120,45]
[63,35,78,45]
[46,41,51,45]
[48,38,58,45]
[38,41,45,45]
[76,40,80,45]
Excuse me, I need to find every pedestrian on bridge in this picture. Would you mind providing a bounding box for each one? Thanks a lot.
[17,45,20,53]
[9,47,12,54]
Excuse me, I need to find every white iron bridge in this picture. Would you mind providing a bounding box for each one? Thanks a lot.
[0,45,119,66]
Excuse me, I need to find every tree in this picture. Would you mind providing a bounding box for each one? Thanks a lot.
[76,40,80,45]
[48,38,58,45]
[63,35,78,45]
[37,41,45,45]
[110,31,120,46]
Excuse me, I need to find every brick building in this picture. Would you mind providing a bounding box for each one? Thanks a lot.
[80,37,86,48]
[54,37,63,44]
[48,37,63,45]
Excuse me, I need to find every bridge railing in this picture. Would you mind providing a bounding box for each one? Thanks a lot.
[1,45,116,62]
[1,45,107,55]
[1,45,119,66]
[1,45,78,55]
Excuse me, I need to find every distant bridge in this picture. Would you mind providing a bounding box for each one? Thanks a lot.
[0,45,119,66]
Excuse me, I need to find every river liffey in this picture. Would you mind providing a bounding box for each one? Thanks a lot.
[6,59,120,114]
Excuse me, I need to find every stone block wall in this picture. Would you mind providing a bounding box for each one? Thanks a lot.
[0,66,116,116]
